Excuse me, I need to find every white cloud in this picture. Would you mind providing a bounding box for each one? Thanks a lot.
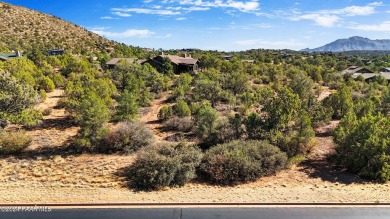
[100,16,119,20]
[92,29,155,38]
[112,7,181,15]
[290,3,380,27]
[161,0,260,13]
[337,6,375,16]
[111,12,132,17]
[348,21,390,31]
[369,2,383,6]
[235,39,305,49]
[176,17,187,20]
[293,14,340,27]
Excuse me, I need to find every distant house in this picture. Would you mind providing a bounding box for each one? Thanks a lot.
[47,49,65,56]
[106,58,137,69]
[222,55,233,61]
[0,50,21,61]
[241,60,255,63]
[143,53,198,74]
[379,67,390,72]
[340,66,373,75]
[341,66,390,83]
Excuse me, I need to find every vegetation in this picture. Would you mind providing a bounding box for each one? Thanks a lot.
[99,122,154,154]
[199,140,288,185]
[128,143,203,190]
[0,130,32,155]
[334,113,390,182]
[2,3,390,185]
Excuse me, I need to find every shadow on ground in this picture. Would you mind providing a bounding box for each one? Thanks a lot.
[298,157,369,185]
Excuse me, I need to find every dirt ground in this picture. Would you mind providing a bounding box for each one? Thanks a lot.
[1,89,389,204]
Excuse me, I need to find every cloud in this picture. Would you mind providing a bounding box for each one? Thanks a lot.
[335,6,375,16]
[290,3,380,27]
[111,12,132,17]
[92,29,155,38]
[176,17,187,20]
[100,16,119,20]
[369,2,383,6]
[293,14,340,27]
[348,21,390,31]
[157,0,260,13]
[112,7,181,15]
[235,39,305,49]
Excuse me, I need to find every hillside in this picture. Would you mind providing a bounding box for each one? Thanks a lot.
[0,2,114,54]
[302,36,390,52]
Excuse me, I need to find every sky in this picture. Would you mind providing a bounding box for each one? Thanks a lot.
[4,0,390,51]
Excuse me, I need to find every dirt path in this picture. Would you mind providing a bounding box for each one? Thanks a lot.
[27,88,79,151]
[139,92,173,142]
[318,86,336,101]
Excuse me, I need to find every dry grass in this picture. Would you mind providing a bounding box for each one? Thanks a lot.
[0,2,114,53]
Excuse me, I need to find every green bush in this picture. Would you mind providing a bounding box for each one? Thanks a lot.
[48,73,65,87]
[334,113,390,182]
[199,140,287,185]
[40,76,55,92]
[0,131,32,155]
[157,105,173,121]
[128,143,203,190]
[164,116,193,132]
[172,100,191,117]
[99,122,154,153]
[39,89,47,102]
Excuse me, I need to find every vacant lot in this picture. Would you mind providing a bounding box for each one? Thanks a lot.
[0,89,389,204]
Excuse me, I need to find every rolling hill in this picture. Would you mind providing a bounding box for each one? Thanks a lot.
[0,2,115,54]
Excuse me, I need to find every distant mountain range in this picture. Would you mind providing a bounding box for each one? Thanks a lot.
[302,36,390,52]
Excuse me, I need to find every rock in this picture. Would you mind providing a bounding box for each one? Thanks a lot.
[53,155,65,163]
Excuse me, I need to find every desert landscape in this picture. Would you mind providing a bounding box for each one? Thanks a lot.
[1,88,389,204]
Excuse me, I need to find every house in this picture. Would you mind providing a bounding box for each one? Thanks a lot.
[241,60,255,63]
[106,58,137,69]
[47,49,65,56]
[340,66,374,75]
[379,67,390,72]
[143,53,198,74]
[0,50,21,61]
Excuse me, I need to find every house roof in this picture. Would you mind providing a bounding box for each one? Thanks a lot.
[159,55,198,65]
[106,58,136,65]
[380,72,390,80]
[0,51,20,61]
[341,66,373,75]
[379,67,390,72]
[351,73,379,80]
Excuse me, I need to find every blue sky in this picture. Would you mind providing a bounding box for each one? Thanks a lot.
[4,0,390,51]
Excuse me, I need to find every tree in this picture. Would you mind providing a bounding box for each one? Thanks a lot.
[75,91,110,148]
[334,113,390,182]
[263,87,300,131]
[289,110,316,156]
[116,89,139,121]
[323,85,354,119]
[193,104,219,145]
[222,70,248,95]
[172,100,191,117]
[193,78,223,107]
[0,73,41,127]
[245,112,263,140]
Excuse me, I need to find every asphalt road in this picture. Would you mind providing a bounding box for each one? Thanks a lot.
[1,207,390,219]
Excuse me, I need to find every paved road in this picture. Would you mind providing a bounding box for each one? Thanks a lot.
[1,207,390,219]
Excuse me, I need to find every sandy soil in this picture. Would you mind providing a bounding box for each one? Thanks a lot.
[1,89,389,204]
[28,89,79,151]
